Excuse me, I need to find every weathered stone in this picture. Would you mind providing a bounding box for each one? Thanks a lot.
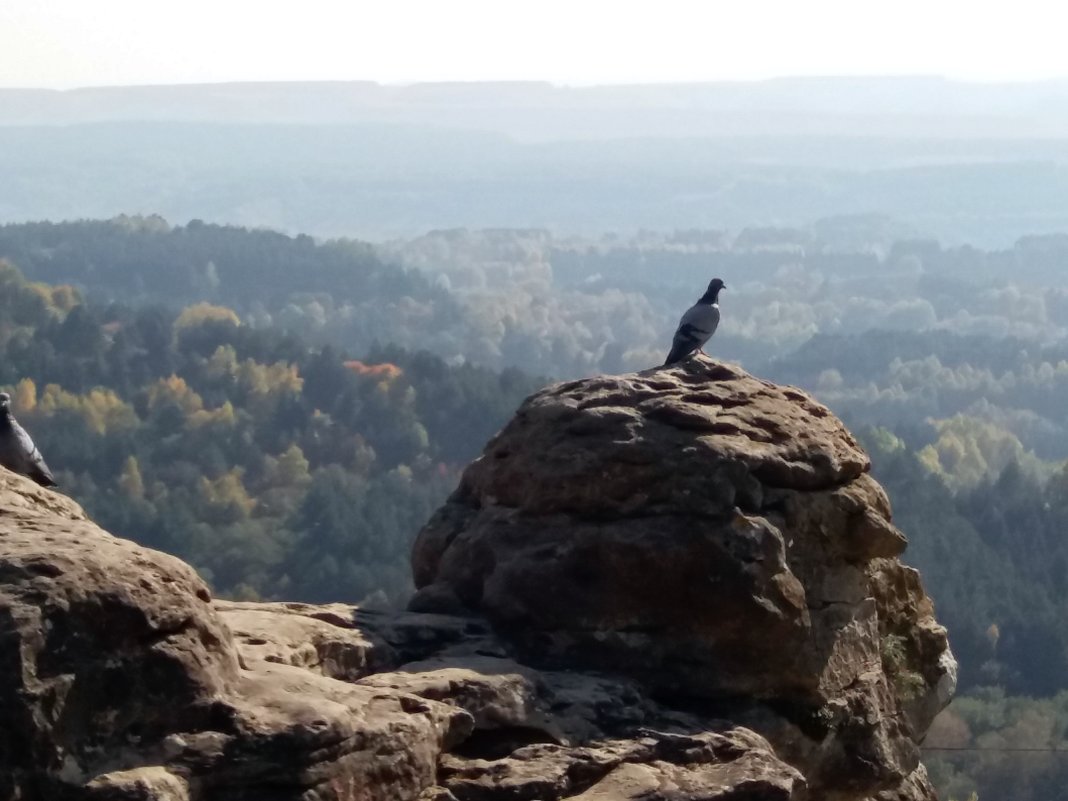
[357,607,503,665]
[1,358,953,801]
[216,599,389,681]
[418,788,459,801]
[355,654,673,753]
[83,768,190,801]
[870,765,939,801]
[411,358,955,798]
[191,662,472,801]
[0,469,470,801]
[358,656,554,736]
[450,361,869,524]
[569,757,802,801]
[0,471,239,796]
[439,730,804,801]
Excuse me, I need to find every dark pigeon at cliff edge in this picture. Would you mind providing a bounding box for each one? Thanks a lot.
[0,392,56,488]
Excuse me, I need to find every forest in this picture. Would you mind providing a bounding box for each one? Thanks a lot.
[0,257,539,603]
[5,218,1068,798]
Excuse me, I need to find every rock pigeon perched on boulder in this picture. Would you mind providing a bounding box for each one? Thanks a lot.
[663,278,725,366]
[0,392,57,487]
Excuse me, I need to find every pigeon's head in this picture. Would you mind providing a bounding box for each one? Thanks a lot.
[700,278,726,301]
[0,392,9,410]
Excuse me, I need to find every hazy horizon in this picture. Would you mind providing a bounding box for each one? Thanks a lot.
[9,74,1068,92]
[5,0,1068,89]
[6,4,1068,248]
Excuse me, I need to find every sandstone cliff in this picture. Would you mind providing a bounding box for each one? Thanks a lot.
[0,359,954,801]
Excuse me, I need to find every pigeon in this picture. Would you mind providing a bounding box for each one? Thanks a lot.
[663,278,726,366]
[0,392,57,487]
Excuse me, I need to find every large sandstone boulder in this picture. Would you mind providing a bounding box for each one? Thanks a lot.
[411,359,956,798]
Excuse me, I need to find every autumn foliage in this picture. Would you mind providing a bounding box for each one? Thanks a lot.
[0,265,540,608]
[343,360,403,382]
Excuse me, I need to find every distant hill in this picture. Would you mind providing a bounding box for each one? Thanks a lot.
[5,78,1068,140]
[4,79,1068,243]
[0,217,465,359]
[2,120,1068,243]
[0,216,442,306]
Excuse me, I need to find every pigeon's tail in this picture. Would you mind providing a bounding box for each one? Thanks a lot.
[30,466,57,488]
[663,344,692,367]
[27,447,57,488]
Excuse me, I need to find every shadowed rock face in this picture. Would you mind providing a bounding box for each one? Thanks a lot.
[0,481,239,796]
[0,474,469,801]
[1,359,953,801]
[412,359,956,798]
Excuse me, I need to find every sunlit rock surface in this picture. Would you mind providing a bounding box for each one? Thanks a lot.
[412,358,956,799]
[0,358,953,800]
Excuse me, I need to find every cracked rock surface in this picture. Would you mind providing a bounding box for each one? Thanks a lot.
[2,359,953,801]
[412,358,956,798]
[0,474,467,801]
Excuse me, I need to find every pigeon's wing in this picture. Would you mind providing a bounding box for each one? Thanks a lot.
[679,303,720,342]
[9,420,56,487]
[664,304,720,365]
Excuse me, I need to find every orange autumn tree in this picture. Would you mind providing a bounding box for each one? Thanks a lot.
[343,360,403,382]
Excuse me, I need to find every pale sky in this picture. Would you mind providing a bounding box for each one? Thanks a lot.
[1,0,1066,89]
